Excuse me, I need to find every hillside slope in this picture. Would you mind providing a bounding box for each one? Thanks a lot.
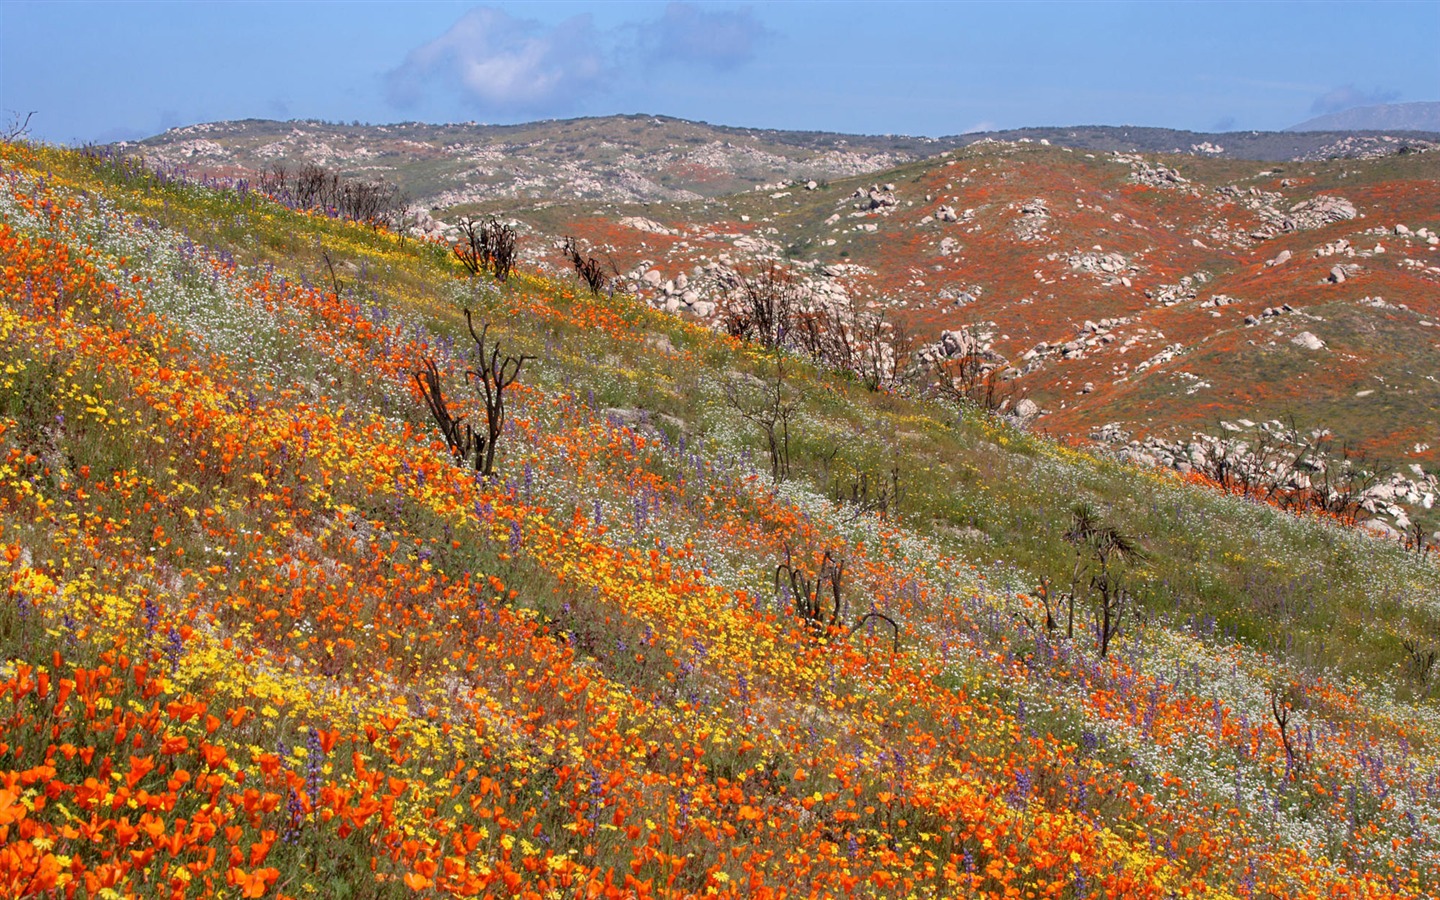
[1289,102,1440,133]
[533,141,1440,528]
[126,116,1440,213]
[2,141,1440,898]
[126,116,944,205]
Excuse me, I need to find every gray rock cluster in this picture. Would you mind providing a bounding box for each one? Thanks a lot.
[618,216,680,236]
[621,254,903,392]
[1131,342,1186,373]
[1091,420,1437,540]
[922,205,974,227]
[1145,272,1209,306]
[626,262,719,317]
[1067,249,1136,286]
[853,185,897,211]
[1327,263,1359,284]
[1199,293,1240,309]
[1014,198,1052,241]
[406,208,450,240]
[1394,223,1440,246]
[1114,153,1189,188]
[1019,317,1132,366]
[912,326,1004,373]
[1243,303,1296,325]
[1269,195,1358,236]
[1298,134,1440,162]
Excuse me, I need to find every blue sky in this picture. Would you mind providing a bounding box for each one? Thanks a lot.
[2,1,1437,145]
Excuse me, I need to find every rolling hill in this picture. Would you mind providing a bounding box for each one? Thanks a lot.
[126,120,1440,525]
[127,115,1440,209]
[502,138,1440,540]
[2,135,1440,898]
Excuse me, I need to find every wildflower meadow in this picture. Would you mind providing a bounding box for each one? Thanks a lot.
[2,140,1439,898]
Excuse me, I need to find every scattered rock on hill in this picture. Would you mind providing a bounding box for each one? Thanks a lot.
[1014,199,1052,241]
[1092,420,1438,539]
[620,216,680,236]
[854,186,897,210]
[1290,195,1358,228]
[1146,273,1207,306]
[1244,193,1358,238]
[407,208,449,239]
[1115,153,1190,188]
[1291,331,1326,351]
[1360,519,1403,541]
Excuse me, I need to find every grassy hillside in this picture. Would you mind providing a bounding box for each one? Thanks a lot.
[131,118,1440,511]
[2,140,1439,898]
[542,141,1440,504]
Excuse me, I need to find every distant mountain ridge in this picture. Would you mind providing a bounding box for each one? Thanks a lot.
[125,116,1440,214]
[1288,101,1440,133]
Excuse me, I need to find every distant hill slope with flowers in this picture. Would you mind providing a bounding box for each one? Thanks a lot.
[129,119,1440,523]
[523,140,1440,538]
[4,139,1440,899]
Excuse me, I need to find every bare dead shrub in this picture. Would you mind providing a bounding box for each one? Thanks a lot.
[833,467,902,521]
[718,262,802,349]
[775,545,899,650]
[563,236,611,295]
[4,110,36,141]
[723,353,797,484]
[1021,504,1144,657]
[413,310,535,478]
[455,217,518,282]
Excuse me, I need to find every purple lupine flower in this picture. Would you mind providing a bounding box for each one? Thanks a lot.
[165,627,184,675]
[588,767,605,827]
[283,788,305,843]
[143,595,160,640]
[305,727,324,814]
[1008,768,1033,809]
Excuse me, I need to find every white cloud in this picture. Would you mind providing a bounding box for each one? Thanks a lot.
[386,7,608,114]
